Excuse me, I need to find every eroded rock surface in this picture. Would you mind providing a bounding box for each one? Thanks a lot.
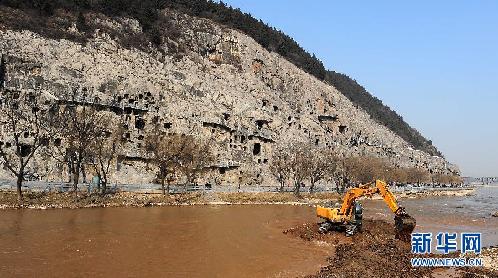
[0,10,459,187]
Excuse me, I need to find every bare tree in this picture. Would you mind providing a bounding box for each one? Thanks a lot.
[237,170,253,191]
[308,148,338,193]
[333,158,349,193]
[287,144,312,196]
[180,137,214,192]
[50,105,108,194]
[342,156,392,184]
[406,167,430,185]
[271,143,335,195]
[146,133,185,195]
[270,146,292,192]
[386,167,408,185]
[451,175,463,186]
[431,173,462,186]
[87,118,123,195]
[339,156,438,187]
[0,91,49,200]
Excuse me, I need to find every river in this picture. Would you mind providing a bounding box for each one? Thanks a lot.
[0,205,330,278]
[364,186,498,248]
[1,186,497,277]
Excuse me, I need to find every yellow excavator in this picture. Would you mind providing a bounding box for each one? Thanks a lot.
[316,180,416,241]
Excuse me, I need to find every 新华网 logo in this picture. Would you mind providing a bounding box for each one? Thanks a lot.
[410,232,483,267]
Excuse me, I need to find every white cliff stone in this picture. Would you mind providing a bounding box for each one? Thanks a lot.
[0,10,459,187]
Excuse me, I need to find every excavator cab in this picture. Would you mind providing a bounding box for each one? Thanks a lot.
[318,201,363,235]
[317,180,416,241]
[345,201,363,236]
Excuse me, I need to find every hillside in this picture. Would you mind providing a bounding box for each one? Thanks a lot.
[0,1,458,186]
[0,0,440,156]
[324,71,442,156]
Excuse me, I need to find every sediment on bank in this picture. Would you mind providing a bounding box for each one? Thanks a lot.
[0,188,476,210]
[284,220,498,278]
[0,191,203,209]
[216,192,341,204]
[0,191,344,209]
[377,188,475,200]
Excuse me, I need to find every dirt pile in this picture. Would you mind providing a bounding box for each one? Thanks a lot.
[476,247,498,272]
[285,220,498,278]
[286,220,433,278]
[283,222,350,245]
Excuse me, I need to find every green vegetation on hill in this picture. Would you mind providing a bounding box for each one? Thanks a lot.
[324,71,442,156]
[0,0,441,156]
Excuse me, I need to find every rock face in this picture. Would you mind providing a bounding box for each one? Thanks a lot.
[0,10,459,187]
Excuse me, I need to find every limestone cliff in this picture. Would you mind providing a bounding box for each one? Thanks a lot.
[0,9,459,186]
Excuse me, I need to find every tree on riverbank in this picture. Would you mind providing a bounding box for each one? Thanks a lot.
[274,143,313,196]
[405,167,431,185]
[288,144,311,196]
[87,120,123,195]
[270,147,292,192]
[146,132,214,194]
[341,157,368,184]
[0,91,50,201]
[146,133,185,195]
[270,145,463,194]
[49,104,110,195]
[340,156,463,187]
[432,173,463,186]
[270,144,338,195]
[341,156,388,184]
[307,149,338,193]
[179,137,214,192]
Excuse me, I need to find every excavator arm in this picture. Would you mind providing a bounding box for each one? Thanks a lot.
[374,180,416,240]
[339,183,378,215]
[317,180,416,241]
[339,180,400,215]
[375,180,401,214]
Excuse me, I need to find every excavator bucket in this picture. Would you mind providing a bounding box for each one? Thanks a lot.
[394,214,416,242]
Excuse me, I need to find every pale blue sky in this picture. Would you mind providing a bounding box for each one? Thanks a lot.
[222,0,498,177]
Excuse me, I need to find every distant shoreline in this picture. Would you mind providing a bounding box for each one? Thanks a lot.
[0,187,475,210]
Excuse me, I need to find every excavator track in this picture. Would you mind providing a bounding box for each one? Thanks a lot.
[394,214,416,242]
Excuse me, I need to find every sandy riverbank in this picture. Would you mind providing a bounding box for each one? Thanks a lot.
[0,191,339,209]
[0,188,475,210]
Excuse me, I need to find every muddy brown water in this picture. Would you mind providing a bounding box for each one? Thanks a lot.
[1,187,497,277]
[0,205,331,278]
